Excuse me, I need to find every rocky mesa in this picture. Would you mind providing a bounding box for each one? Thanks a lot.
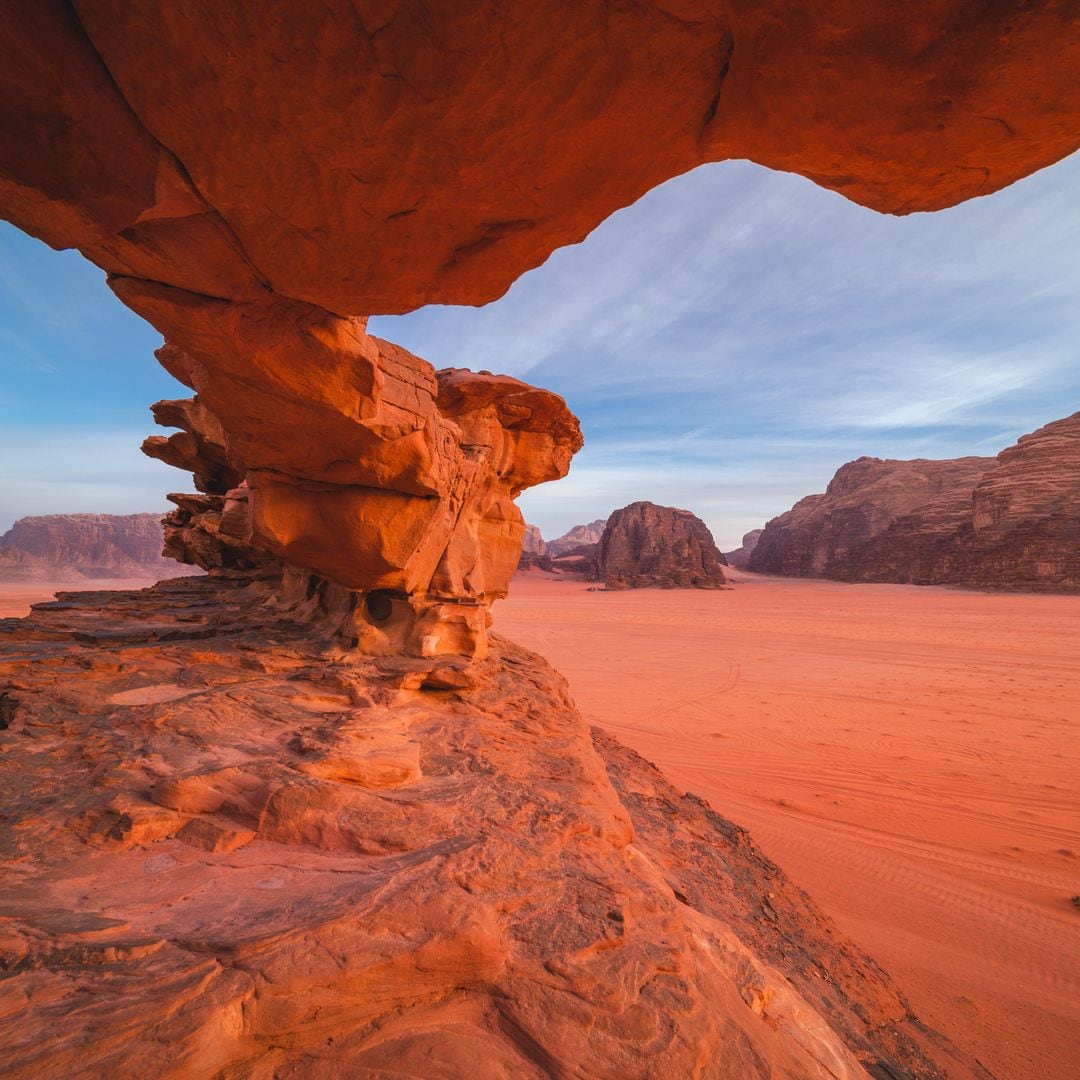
[598,502,729,590]
[750,412,1080,591]
[0,513,200,582]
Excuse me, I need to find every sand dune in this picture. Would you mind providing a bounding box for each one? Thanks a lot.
[500,569,1080,1080]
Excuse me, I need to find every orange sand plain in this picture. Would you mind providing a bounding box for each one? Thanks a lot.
[501,570,1080,1080]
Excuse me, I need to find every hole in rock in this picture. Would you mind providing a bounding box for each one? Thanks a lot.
[0,692,16,731]
[365,590,394,623]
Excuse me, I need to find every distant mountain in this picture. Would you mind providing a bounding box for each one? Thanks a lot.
[724,529,763,569]
[0,513,201,582]
[548,519,607,556]
[749,412,1080,591]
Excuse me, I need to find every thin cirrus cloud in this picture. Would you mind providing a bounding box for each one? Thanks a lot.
[371,154,1080,546]
[1,152,1078,546]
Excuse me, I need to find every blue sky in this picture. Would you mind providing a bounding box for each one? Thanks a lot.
[3,153,1078,547]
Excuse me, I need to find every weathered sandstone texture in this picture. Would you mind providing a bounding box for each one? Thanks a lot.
[0,513,199,582]
[598,502,729,590]
[138,336,581,684]
[548,519,609,557]
[4,2,1079,315]
[2,6,1079,1070]
[0,579,982,1078]
[725,529,764,569]
[750,413,1080,590]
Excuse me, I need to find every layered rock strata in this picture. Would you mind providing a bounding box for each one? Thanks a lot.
[598,502,729,590]
[0,578,982,1078]
[4,2,1078,316]
[0,513,199,582]
[750,414,1080,590]
[3,3,1079,666]
[138,340,581,684]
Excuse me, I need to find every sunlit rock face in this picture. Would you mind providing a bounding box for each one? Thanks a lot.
[0,580,984,1079]
[135,294,581,682]
[2,5,1078,1073]
[3,2,1079,314]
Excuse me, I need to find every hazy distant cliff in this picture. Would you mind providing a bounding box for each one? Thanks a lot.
[0,513,201,582]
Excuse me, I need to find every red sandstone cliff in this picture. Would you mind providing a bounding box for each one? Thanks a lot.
[598,502,729,590]
[0,513,199,582]
[749,413,1080,591]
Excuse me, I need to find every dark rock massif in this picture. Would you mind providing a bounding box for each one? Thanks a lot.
[598,502,729,590]
[750,457,997,578]
[0,513,199,582]
[0,579,983,1079]
[750,413,1080,591]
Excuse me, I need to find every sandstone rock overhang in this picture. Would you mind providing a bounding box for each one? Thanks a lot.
[2,1,1079,316]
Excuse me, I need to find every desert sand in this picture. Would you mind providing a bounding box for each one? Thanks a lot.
[500,569,1080,1080]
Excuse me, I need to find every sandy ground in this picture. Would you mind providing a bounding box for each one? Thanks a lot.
[500,569,1080,1080]
[0,579,166,618]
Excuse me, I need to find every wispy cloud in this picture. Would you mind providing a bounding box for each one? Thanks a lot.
[373,153,1080,547]
[1,153,1077,549]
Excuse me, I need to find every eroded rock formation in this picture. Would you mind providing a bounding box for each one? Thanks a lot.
[599,502,729,590]
[4,2,1079,315]
[749,413,1080,590]
[0,513,199,582]
[137,329,581,683]
[2,1,1079,661]
[0,579,981,1078]
[2,4,1080,1072]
